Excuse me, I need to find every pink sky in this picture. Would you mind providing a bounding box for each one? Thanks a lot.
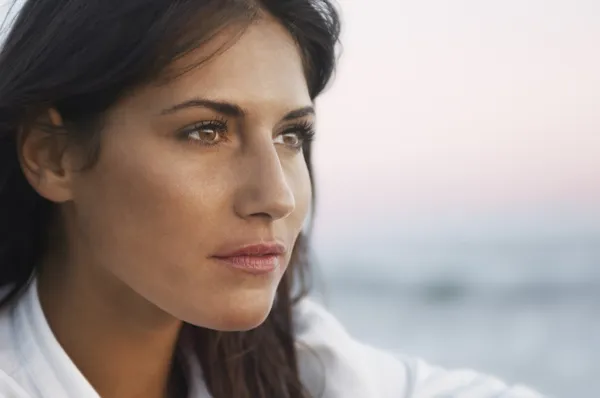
[312,0,600,239]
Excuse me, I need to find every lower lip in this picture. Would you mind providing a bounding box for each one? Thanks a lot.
[213,254,280,275]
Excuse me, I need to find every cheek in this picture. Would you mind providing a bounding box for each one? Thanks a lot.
[71,134,233,279]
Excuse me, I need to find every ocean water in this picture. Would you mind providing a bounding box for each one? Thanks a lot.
[313,237,600,397]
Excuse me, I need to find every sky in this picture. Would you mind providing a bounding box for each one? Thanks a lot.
[312,0,600,246]
[1,0,599,246]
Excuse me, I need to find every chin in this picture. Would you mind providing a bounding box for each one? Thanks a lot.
[214,310,271,331]
[185,289,277,332]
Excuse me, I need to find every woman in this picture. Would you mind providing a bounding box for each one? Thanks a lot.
[0,0,545,397]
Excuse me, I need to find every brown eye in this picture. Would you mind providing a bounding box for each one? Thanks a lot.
[275,133,301,148]
[274,121,316,151]
[179,119,228,146]
[188,129,220,144]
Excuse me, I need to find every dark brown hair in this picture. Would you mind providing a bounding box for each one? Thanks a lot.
[0,1,340,397]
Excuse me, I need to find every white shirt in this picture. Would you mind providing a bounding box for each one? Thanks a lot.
[0,280,545,398]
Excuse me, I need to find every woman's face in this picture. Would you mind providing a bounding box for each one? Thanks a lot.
[64,19,313,330]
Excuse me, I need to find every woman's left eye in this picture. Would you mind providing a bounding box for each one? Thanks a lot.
[274,133,301,148]
[275,122,315,151]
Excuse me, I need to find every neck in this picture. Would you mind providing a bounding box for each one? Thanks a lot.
[37,260,184,398]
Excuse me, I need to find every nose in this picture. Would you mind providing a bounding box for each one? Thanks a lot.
[233,139,295,221]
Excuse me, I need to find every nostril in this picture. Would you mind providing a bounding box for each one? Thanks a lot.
[250,212,273,220]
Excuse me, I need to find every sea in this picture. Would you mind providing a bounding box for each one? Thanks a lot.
[311,235,600,397]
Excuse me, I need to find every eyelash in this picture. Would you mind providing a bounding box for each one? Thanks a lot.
[178,119,316,151]
[178,118,229,146]
[279,120,316,151]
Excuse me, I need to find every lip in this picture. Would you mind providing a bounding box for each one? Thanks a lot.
[211,242,286,275]
[212,242,287,258]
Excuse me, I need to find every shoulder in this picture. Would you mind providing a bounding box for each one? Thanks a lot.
[0,289,33,398]
[402,357,544,398]
[293,298,409,397]
[0,294,20,379]
[0,372,31,398]
[0,319,31,397]
[293,298,545,398]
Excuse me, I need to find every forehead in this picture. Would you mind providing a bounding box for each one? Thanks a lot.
[136,18,312,114]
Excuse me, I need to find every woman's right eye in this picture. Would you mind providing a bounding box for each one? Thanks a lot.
[179,119,228,146]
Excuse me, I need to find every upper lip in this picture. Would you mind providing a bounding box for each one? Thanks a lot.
[212,242,287,258]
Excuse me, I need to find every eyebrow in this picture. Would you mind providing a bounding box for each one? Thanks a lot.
[282,106,315,121]
[160,98,314,121]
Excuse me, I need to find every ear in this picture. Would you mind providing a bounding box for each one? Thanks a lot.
[18,108,76,203]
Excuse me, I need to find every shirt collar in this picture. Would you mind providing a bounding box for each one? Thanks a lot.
[11,278,101,398]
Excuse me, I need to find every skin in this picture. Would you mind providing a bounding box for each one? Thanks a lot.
[18,17,313,398]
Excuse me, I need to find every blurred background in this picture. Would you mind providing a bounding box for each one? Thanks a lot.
[2,0,598,396]
[310,1,599,397]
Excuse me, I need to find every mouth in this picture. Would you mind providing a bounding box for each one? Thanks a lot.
[211,242,286,275]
